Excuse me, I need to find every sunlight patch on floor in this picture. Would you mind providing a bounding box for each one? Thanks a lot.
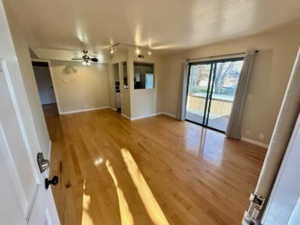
[121,148,170,225]
[94,157,104,166]
[106,160,134,225]
[81,181,94,225]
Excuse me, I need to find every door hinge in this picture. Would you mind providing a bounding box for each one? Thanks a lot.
[242,193,265,225]
[250,193,265,208]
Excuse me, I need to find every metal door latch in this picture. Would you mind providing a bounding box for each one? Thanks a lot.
[37,152,49,173]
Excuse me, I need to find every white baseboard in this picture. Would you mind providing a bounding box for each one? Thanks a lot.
[130,113,158,121]
[110,107,117,111]
[241,137,268,149]
[131,112,178,120]
[121,113,131,120]
[60,106,110,115]
[158,112,177,119]
[121,111,177,121]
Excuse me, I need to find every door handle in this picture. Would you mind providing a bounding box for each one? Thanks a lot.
[45,176,59,189]
[37,152,49,173]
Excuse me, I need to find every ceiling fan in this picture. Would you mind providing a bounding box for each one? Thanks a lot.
[72,50,99,65]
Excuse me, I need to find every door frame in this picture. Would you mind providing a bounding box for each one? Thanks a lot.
[185,57,244,133]
[32,59,62,114]
[112,62,121,111]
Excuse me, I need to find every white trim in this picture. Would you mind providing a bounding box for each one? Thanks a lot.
[241,137,268,148]
[130,113,158,120]
[121,112,177,121]
[60,106,110,115]
[187,52,246,63]
[261,114,300,224]
[110,107,117,111]
[121,113,131,120]
[47,140,52,161]
[158,112,177,119]
[44,140,52,177]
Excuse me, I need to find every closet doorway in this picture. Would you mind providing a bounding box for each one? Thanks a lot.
[185,58,244,132]
[32,61,58,117]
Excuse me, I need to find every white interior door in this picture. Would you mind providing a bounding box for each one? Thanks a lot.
[0,1,60,224]
[262,114,300,225]
[0,125,26,225]
[0,67,60,225]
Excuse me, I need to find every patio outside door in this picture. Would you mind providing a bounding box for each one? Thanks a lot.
[185,58,244,133]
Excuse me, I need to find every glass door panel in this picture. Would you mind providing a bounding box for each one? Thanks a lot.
[207,60,244,132]
[186,63,212,125]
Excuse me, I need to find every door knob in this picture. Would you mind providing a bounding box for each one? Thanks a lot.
[45,176,59,189]
[37,152,49,173]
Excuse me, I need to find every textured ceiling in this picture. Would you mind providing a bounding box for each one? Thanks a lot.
[6,0,300,54]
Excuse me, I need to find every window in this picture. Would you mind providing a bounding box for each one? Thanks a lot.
[134,63,154,89]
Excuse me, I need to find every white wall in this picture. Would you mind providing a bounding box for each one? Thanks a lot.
[120,58,131,117]
[160,20,300,146]
[108,49,166,119]
[132,89,157,118]
[127,49,165,119]
[50,61,110,114]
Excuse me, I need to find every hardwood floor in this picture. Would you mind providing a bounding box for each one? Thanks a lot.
[47,109,266,225]
[43,103,58,116]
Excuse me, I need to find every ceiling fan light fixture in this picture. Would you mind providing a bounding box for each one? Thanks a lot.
[82,60,91,66]
[147,50,152,56]
[72,49,98,65]
[91,57,99,62]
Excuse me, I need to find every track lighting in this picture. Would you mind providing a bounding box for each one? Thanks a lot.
[136,48,141,55]
[110,48,114,55]
[107,43,153,56]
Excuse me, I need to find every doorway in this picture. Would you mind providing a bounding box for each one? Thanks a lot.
[32,61,58,117]
[113,63,121,112]
[185,58,244,132]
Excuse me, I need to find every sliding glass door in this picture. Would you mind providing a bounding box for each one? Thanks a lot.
[185,58,244,132]
[186,63,212,124]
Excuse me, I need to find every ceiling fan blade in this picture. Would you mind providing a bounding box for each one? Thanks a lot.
[91,57,99,62]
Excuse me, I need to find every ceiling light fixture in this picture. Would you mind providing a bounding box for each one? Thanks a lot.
[110,48,115,55]
[82,60,91,66]
[107,43,153,57]
[108,43,120,55]
[136,48,141,55]
[72,50,99,65]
